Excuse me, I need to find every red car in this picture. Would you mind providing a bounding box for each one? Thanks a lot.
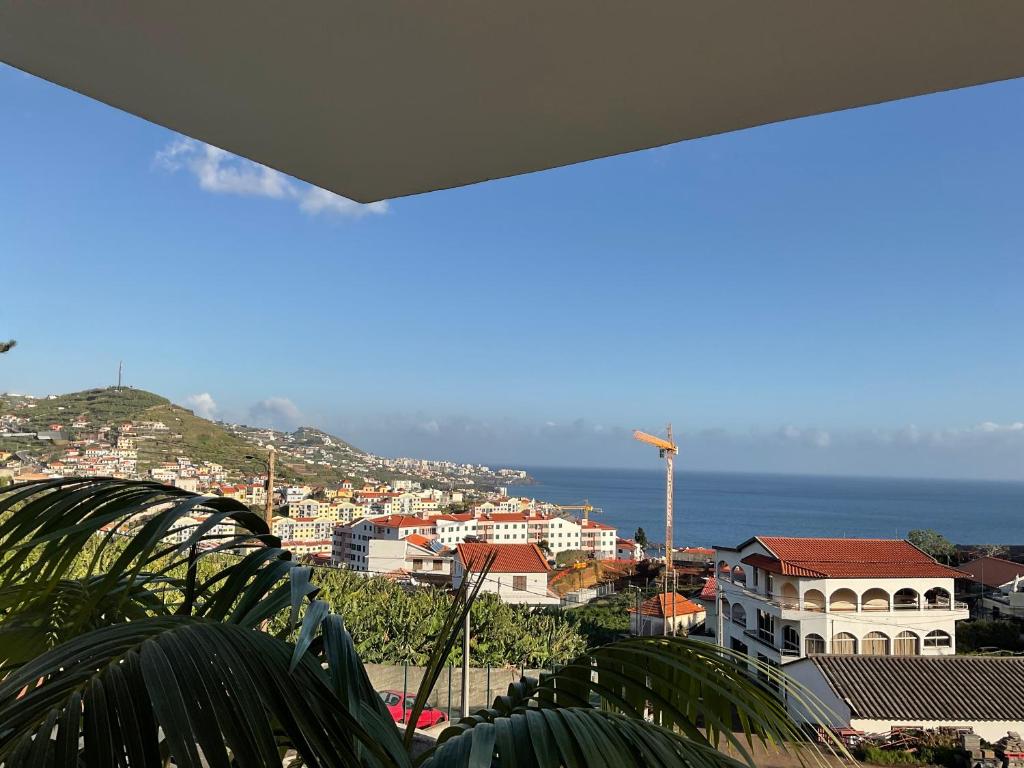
[378,690,448,728]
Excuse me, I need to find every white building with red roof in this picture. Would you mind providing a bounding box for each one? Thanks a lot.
[453,543,558,606]
[628,592,706,636]
[713,537,968,668]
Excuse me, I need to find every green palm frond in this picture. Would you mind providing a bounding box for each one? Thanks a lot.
[0,617,410,768]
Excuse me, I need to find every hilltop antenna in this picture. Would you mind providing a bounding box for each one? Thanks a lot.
[117,361,123,391]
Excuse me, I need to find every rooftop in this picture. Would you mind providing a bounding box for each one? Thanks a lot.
[456,542,550,574]
[957,555,1024,590]
[629,593,705,619]
[738,537,963,579]
[808,655,1024,721]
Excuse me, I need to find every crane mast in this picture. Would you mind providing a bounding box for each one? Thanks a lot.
[632,425,679,635]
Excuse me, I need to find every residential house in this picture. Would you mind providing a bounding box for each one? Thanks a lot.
[452,542,558,606]
[616,538,642,561]
[713,537,968,669]
[786,655,1024,743]
[628,593,706,636]
[580,519,617,560]
[957,555,1024,620]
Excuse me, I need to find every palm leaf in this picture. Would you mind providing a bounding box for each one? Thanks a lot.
[0,617,411,768]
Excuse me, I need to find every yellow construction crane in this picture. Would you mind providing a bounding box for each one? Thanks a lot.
[633,425,679,636]
[551,501,601,524]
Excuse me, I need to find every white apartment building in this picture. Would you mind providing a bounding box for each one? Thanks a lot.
[453,542,558,606]
[713,537,968,668]
[581,520,617,560]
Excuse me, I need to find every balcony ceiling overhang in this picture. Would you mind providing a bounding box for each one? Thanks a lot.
[2,2,1024,203]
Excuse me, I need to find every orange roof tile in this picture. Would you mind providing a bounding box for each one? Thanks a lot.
[747,537,963,579]
[369,514,433,528]
[456,542,550,574]
[405,533,433,548]
[699,576,717,601]
[629,593,705,619]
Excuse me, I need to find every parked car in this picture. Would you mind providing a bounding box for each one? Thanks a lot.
[378,690,448,728]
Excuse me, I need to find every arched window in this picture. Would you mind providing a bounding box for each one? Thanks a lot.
[893,631,919,656]
[732,566,747,586]
[861,588,890,612]
[924,630,952,649]
[831,632,857,654]
[829,588,857,612]
[862,631,890,655]
[803,589,825,612]
[893,588,919,610]
[780,582,799,609]
[805,633,826,655]
[718,560,731,579]
[721,598,731,622]
[925,587,951,609]
[732,603,747,627]
[783,625,800,653]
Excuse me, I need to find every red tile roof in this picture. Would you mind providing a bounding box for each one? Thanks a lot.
[456,543,550,574]
[629,593,705,619]
[699,576,717,601]
[680,546,715,556]
[616,538,636,549]
[582,520,614,530]
[957,556,1024,589]
[749,537,964,579]
[369,514,433,528]
[405,533,433,549]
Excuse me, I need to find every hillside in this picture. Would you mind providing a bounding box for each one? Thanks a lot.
[0,387,294,478]
[1,387,519,489]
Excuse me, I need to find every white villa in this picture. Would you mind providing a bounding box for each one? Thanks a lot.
[712,537,969,668]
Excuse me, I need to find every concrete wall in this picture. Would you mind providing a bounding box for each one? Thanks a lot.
[364,664,545,713]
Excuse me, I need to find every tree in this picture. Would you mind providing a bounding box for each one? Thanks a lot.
[537,538,552,557]
[0,478,839,767]
[908,528,956,562]
[634,527,649,551]
[0,339,14,354]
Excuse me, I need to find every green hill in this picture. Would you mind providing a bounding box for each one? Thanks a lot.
[0,387,364,483]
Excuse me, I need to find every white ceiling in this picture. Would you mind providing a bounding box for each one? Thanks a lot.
[3,2,1023,202]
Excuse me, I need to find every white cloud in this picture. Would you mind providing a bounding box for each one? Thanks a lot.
[249,397,303,431]
[185,392,218,419]
[154,137,388,218]
[777,425,832,448]
[299,187,389,218]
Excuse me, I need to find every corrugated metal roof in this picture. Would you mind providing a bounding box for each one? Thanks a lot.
[811,656,1024,721]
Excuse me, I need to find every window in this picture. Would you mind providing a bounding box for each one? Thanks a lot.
[783,625,799,653]
[412,559,423,570]
[433,559,442,571]
[804,633,825,655]
[731,603,747,627]
[924,630,951,648]
[894,631,918,656]
[513,575,527,591]
[831,632,856,654]
[862,631,889,655]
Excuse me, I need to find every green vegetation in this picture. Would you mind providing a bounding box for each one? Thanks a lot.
[907,528,956,562]
[560,591,636,647]
[554,548,589,566]
[634,526,648,550]
[958,619,1024,653]
[311,568,585,667]
[0,477,830,767]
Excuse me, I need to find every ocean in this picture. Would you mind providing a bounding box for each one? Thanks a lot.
[507,467,1024,548]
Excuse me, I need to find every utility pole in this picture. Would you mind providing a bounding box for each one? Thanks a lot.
[716,578,725,648]
[461,609,470,718]
[264,445,276,530]
[116,361,123,391]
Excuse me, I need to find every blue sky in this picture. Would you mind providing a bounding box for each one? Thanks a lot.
[3,64,1024,479]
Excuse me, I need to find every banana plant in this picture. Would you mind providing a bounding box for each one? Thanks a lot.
[0,478,844,767]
